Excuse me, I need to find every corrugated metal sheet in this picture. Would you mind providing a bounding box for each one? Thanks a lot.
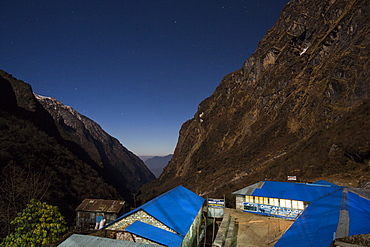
[104,185,205,239]
[76,199,125,213]
[58,234,159,247]
[232,181,264,195]
[232,180,343,202]
[125,221,183,247]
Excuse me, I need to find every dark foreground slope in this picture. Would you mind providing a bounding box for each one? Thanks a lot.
[0,70,154,238]
[138,0,370,203]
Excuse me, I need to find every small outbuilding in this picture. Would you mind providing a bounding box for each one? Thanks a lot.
[76,199,127,230]
[233,180,370,246]
[102,185,205,247]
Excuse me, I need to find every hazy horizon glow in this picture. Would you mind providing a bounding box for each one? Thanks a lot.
[1,0,289,156]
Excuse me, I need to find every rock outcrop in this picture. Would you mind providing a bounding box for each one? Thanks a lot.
[138,0,370,202]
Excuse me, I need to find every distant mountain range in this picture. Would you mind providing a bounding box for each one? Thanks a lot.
[143,155,173,178]
[138,0,370,203]
[0,70,154,237]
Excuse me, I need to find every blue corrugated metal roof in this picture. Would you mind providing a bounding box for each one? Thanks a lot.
[58,234,159,247]
[104,185,204,239]
[125,221,183,247]
[233,180,343,202]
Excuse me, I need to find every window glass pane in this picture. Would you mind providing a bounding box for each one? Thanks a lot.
[272,198,279,206]
[291,200,298,209]
[264,197,269,204]
[257,196,263,203]
[285,200,292,208]
[297,201,305,210]
[280,199,286,208]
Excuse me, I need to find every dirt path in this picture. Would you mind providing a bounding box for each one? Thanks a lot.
[225,208,294,247]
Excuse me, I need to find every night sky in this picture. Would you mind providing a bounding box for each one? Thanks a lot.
[1,0,289,156]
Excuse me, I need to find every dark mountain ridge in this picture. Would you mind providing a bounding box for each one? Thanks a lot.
[0,70,154,238]
[138,0,370,203]
[35,94,155,194]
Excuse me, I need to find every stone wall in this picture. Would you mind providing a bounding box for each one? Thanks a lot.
[181,208,203,247]
[105,209,175,233]
[235,195,244,210]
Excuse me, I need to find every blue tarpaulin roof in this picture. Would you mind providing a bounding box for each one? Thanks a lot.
[233,180,343,202]
[347,191,370,236]
[104,185,204,244]
[125,221,183,247]
[268,185,370,247]
[275,189,343,247]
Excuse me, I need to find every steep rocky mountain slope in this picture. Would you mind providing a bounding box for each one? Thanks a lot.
[0,70,154,237]
[138,0,370,203]
[35,94,155,194]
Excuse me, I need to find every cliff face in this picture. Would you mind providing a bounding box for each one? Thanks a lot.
[35,94,155,193]
[139,0,370,201]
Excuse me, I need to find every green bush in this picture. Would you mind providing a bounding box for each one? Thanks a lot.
[1,199,67,246]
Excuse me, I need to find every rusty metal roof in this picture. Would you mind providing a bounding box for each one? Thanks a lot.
[76,199,125,213]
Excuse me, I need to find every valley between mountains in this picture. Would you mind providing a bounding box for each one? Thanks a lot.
[0,0,369,242]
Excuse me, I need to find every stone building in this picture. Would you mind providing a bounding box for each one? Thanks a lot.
[102,186,205,247]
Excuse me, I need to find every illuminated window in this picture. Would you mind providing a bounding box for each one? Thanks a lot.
[285,200,292,208]
[292,200,298,209]
[271,198,279,206]
[256,197,264,204]
[254,196,259,203]
[297,201,304,210]
[245,195,253,203]
[264,197,269,205]
[280,199,286,208]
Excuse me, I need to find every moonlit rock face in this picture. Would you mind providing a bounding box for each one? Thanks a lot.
[139,0,370,202]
